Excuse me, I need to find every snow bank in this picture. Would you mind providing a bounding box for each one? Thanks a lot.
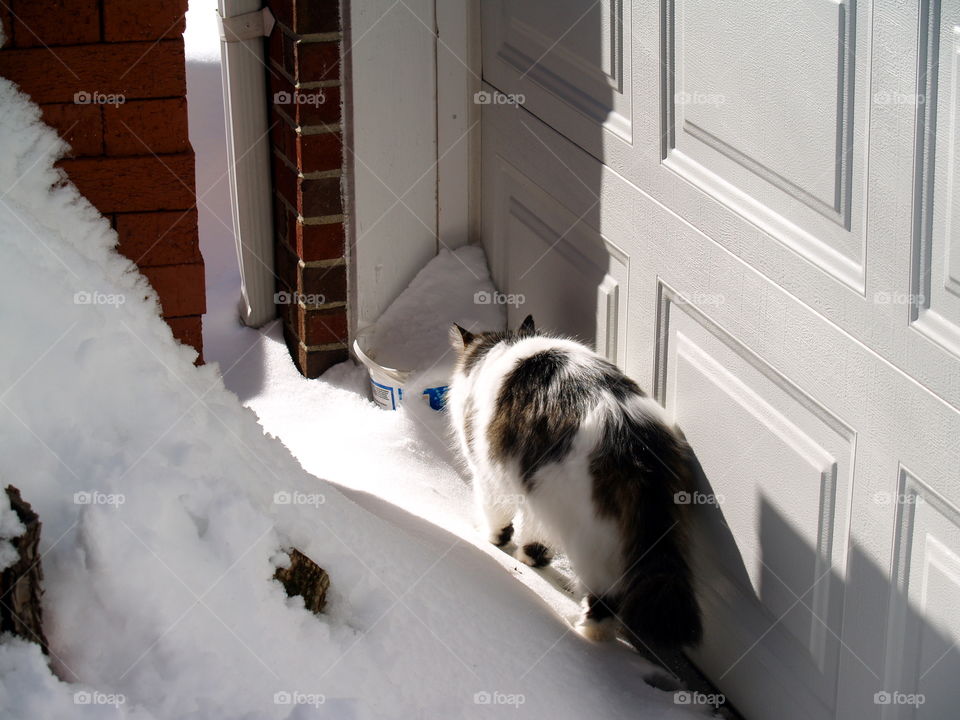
[0,9,703,720]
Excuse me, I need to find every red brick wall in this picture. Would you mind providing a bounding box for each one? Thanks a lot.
[267,0,348,378]
[0,0,205,360]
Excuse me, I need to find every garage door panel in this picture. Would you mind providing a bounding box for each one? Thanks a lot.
[662,0,866,289]
[484,155,630,368]
[677,0,849,212]
[912,9,960,358]
[482,0,633,159]
[655,284,854,716]
[886,468,960,719]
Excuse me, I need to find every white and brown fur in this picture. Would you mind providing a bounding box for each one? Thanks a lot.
[447,315,702,648]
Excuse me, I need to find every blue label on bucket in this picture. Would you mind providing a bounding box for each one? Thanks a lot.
[422,386,449,411]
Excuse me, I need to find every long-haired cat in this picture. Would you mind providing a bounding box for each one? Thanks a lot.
[447,315,702,648]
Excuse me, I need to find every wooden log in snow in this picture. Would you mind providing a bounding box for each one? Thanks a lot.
[1,485,48,653]
[273,548,330,615]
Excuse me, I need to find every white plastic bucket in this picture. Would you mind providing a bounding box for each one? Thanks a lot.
[352,332,449,411]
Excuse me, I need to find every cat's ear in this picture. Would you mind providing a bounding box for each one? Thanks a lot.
[449,323,475,350]
[518,314,536,334]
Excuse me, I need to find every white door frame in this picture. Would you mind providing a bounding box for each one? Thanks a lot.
[343,0,481,337]
[436,0,482,250]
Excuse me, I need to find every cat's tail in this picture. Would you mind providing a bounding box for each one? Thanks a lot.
[616,529,703,649]
[615,427,703,649]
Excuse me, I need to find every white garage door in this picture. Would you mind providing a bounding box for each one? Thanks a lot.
[479,1,960,718]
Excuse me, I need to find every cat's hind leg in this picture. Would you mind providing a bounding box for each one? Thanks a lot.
[473,470,518,547]
[513,507,554,567]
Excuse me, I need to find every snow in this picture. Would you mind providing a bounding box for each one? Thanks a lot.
[0,3,708,719]
[0,491,26,571]
[363,245,505,375]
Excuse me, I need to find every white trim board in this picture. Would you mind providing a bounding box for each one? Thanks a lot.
[344,0,480,336]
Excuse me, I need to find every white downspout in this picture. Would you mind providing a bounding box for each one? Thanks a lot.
[218,1,276,328]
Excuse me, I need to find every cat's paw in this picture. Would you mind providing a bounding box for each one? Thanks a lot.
[489,523,514,547]
[516,542,553,568]
[575,617,617,642]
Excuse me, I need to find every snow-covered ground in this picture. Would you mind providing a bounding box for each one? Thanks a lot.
[0,4,711,718]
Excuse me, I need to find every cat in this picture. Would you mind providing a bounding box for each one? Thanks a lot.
[447,315,702,648]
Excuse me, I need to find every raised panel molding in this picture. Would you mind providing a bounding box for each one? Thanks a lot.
[496,1,628,140]
[886,467,960,719]
[596,275,621,363]
[482,0,633,159]
[660,0,866,291]
[486,156,630,368]
[654,281,856,717]
[910,2,960,358]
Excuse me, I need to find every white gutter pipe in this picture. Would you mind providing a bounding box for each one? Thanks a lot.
[218,1,276,327]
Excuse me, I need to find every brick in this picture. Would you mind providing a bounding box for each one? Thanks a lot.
[39,103,102,157]
[270,0,340,36]
[274,242,345,303]
[59,152,196,213]
[139,262,206,317]
[0,40,186,104]
[274,195,344,267]
[272,110,342,173]
[268,23,284,69]
[103,98,190,156]
[296,221,344,262]
[1,5,14,47]
[275,280,346,345]
[272,156,341,218]
[273,196,290,246]
[11,0,99,47]
[302,263,346,303]
[269,73,340,126]
[273,240,299,290]
[166,315,203,359]
[269,112,293,163]
[271,155,297,216]
[116,210,201,266]
[103,0,188,42]
[301,175,341,217]
[298,130,342,173]
[294,40,339,83]
[282,324,347,378]
[268,25,291,76]
[300,307,347,346]
[281,31,296,75]
[275,280,295,327]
